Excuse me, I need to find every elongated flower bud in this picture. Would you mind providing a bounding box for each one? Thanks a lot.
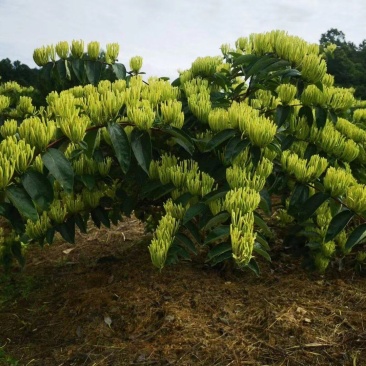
[71,40,84,58]
[87,41,100,60]
[106,43,120,64]
[55,41,69,59]
[129,56,143,73]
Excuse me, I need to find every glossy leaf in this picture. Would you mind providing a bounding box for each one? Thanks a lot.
[161,126,194,155]
[183,202,208,224]
[131,129,152,175]
[345,224,366,250]
[276,105,291,127]
[21,170,54,211]
[296,192,330,222]
[85,60,102,85]
[315,106,327,129]
[112,63,127,80]
[204,226,230,245]
[206,129,237,151]
[0,203,25,233]
[107,122,131,174]
[325,210,354,242]
[42,148,74,193]
[254,242,271,262]
[6,185,38,222]
[206,242,232,261]
[71,59,84,82]
[175,233,197,254]
[56,217,75,244]
[203,211,230,231]
[288,184,309,216]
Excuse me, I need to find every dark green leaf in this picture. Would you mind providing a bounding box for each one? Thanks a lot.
[206,129,237,151]
[85,60,102,85]
[6,185,38,221]
[42,148,74,193]
[175,233,197,254]
[83,129,99,158]
[161,126,194,155]
[46,227,55,244]
[75,213,87,233]
[174,192,193,206]
[183,203,208,224]
[246,56,280,77]
[56,217,75,244]
[247,258,260,276]
[91,207,110,228]
[296,192,330,222]
[112,63,127,80]
[276,105,291,127]
[204,225,230,245]
[255,233,270,251]
[345,224,366,250]
[288,184,309,216]
[299,105,314,126]
[11,241,25,267]
[250,145,261,168]
[209,249,232,265]
[329,109,338,124]
[0,203,25,233]
[206,241,232,260]
[232,54,258,67]
[107,122,131,174]
[254,243,271,262]
[254,212,273,237]
[131,129,152,175]
[21,170,54,211]
[202,188,228,204]
[259,190,272,216]
[325,210,354,242]
[71,59,84,82]
[315,107,327,129]
[184,221,201,244]
[203,211,230,231]
[224,137,250,163]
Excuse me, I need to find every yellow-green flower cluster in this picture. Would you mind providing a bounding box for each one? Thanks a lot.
[127,100,155,130]
[55,41,69,59]
[344,184,366,214]
[0,95,10,113]
[71,40,84,58]
[129,56,143,73]
[148,213,180,269]
[33,46,51,66]
[188,90,211,124]
[281,150,328,183]
[160,100,184,128]
[224,187,261,215]
[230,211,256,266]
[314,252,330,273]
[226,156,273,191]
[25,212,51,240]
[353,109,366,124]
[82,188,103,209]
[301,85,327,106]
[105,43,120,64]
[309,122,359,162]
[326,87,355,111]
[336,118,366,144]
[87,41,100,60]
[323,166,356,197]
[0,153,15,190]
[18,117,56,151]
[182,78,209,97]
[164,199,187,220]
[0,119,17,138]
[48,200,67,224]
[321,73,335,87]
[149,153,178,181]
[208,108,229,132]
[300,54,327,84]
[228,102,277,147]
[61,192,85,214]
[141,77,180,106]
[276,84,297,105]
[60,115,91,143]
[250,89,279,111]
[191,56,223,77]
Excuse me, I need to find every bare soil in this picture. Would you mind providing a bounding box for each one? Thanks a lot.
[1,217,366,366]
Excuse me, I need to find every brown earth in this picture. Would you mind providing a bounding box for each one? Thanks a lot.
[0,217,366,366]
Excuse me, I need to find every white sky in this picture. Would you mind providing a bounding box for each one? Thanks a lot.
[0,0,365,80]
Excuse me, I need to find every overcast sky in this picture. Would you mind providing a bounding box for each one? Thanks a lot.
[0,0,365,79]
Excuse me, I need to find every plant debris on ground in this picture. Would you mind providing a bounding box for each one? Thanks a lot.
[0,217,366,366]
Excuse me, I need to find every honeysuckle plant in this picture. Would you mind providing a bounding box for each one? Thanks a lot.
[1,30,366,275]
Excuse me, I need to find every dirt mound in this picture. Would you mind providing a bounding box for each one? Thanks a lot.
[1,218,366,365]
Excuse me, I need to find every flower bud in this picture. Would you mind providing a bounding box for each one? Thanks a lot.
[106,43,120,64]
[55,41,69,59]
[71,39,84,59]
[129,56,143,74]
[87,41,100,60]
[33,46,50,66]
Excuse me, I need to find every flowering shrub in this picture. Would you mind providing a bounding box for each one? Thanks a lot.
[1,30,366,274]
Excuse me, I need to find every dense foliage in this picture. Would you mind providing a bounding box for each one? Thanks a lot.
[1,30,366,275]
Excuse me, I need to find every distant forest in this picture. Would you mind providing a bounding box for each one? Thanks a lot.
[1,28,365,99]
